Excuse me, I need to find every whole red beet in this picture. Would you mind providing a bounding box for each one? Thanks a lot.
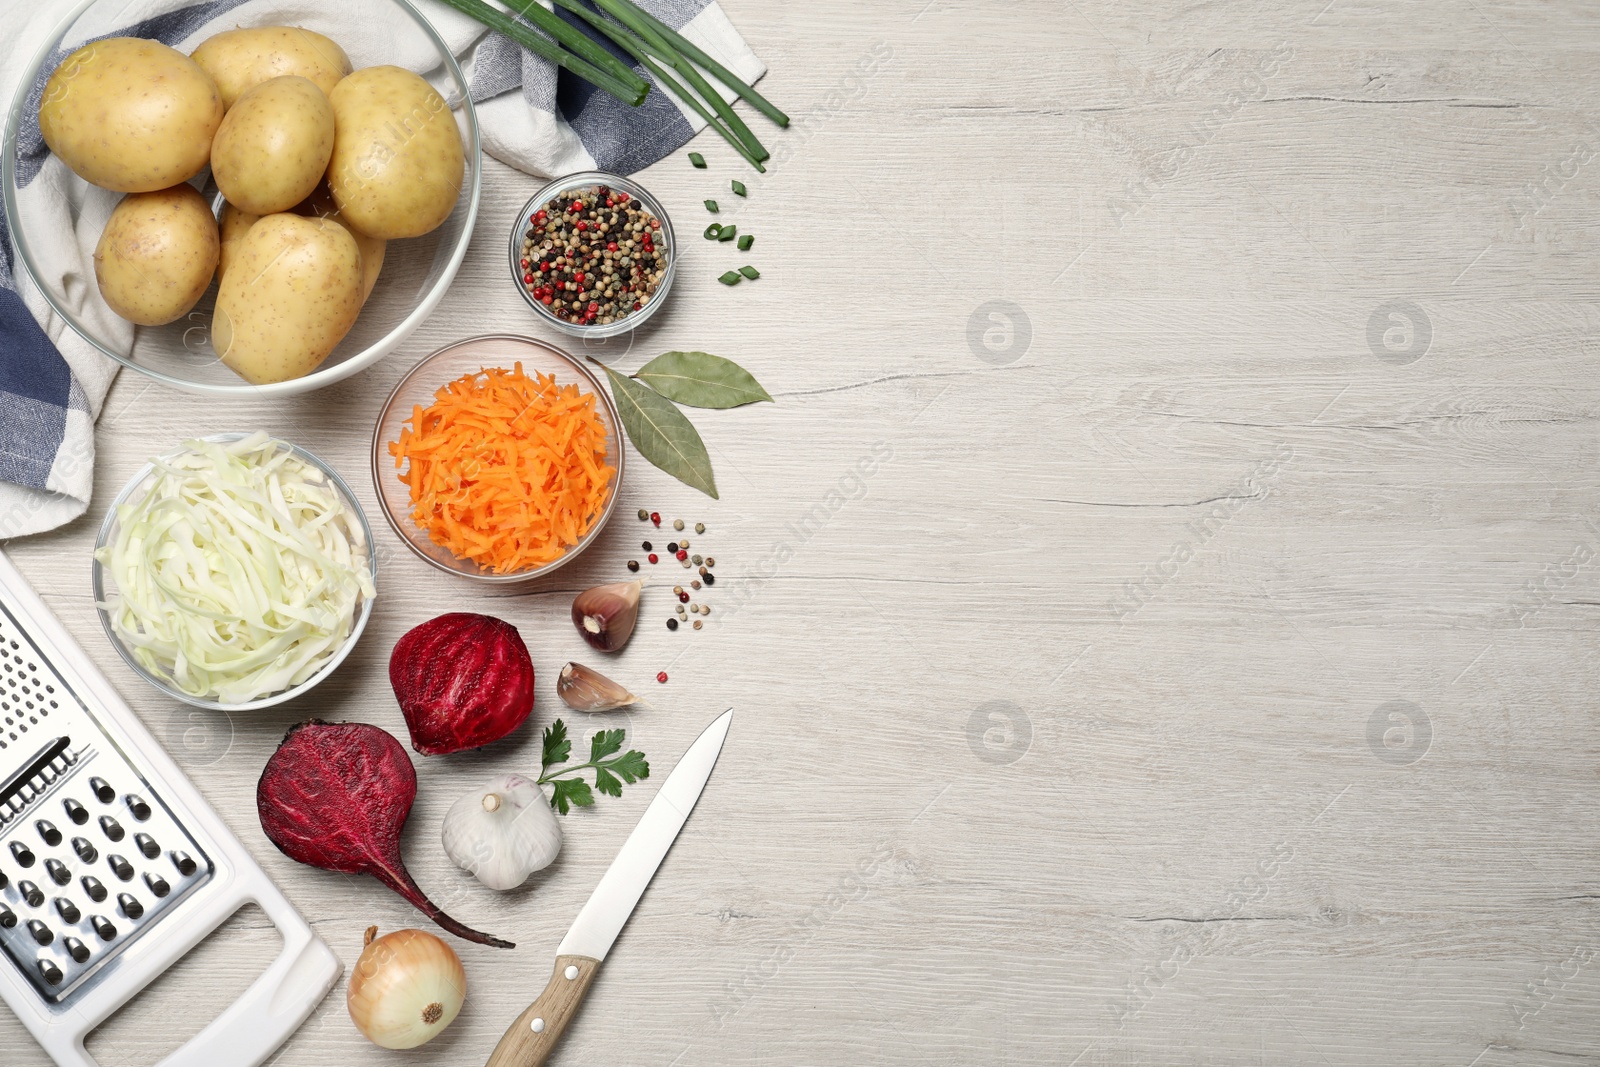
[257,721,512,948]
[390,613,535,755]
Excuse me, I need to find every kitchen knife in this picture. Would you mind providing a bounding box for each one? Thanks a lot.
[484,709,733,1067]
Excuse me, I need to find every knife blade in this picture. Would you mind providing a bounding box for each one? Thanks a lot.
[485,709,733,1067]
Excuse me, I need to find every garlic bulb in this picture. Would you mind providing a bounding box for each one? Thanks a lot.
[347,926,466,1050]
[441,773,562,891]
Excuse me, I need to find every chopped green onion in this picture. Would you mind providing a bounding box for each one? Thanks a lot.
[737,234,754,251]
[689,152,706,168]
[718,271,742,286]
[704,200,719,213]
[718,225,737,242]
[703,223,722,240]
[738,265,760,280]
[432,0,647,106]
[731,180,747,197]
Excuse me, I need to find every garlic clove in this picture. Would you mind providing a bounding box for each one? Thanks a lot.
[558,661,643,712]
[571,578,643,652]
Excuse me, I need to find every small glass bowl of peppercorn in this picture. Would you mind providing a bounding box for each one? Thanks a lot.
[510,171,675,338]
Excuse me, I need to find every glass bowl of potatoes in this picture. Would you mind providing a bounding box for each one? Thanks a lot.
[2,0,480,396]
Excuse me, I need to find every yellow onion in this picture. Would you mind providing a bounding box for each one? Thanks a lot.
[347,925,466,1049]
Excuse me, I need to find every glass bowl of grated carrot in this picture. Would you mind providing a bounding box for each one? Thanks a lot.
[371,334,624,583]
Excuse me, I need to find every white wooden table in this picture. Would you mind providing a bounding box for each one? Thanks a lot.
[7,2,1600,1063]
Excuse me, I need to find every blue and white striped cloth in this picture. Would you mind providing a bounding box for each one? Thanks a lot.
[0,0,764,537]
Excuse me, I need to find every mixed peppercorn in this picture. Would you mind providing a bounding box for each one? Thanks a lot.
[519,184,668,327]
[627,509,718,647]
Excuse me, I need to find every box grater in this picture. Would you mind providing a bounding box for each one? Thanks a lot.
[0,548,341,1067]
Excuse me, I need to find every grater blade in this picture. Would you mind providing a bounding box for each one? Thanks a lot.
[0,600,212,1003]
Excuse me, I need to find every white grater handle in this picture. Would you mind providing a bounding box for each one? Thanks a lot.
[45,883,341,1067]
[151,885,341,1067]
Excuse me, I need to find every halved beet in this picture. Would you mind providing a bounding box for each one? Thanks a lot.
[390,613,536,755]
[256,720,513,948]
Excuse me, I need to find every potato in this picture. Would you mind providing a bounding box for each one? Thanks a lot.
[93,185,219,326]
[326,66,464,240]
[214,213,363,385]
[294,186,385,303]
[216,202,261,284]
[211,76,335,215]
[190,26,351,110]
[39,38,222,192]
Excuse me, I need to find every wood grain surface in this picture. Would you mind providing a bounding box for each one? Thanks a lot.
[5,1,1600,1064]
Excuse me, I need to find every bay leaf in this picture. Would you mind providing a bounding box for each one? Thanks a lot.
[599,363,720,499]
[633,351,773,409]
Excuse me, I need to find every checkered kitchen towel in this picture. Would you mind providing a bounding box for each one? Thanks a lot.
[0,0,765,538]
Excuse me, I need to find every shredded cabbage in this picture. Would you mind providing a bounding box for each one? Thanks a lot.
[96,433,376,705]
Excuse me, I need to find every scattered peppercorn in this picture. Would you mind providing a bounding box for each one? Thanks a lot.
[657,671,668,683]
[692,554,703,565]
[676,550,688,561]
[681,558,691,568]
[638,508,649,520]
[695,523,706,534]
[704,572,715,585]
[693,620,703,630]
[700,604,711,615]
[651,512,661,526]
[642,541,653,551]
[678,591,690,603]
[674,585,684,594]
[706,557,715,567]
[673,519,685,530]
[698,566,708,576]
[628,560,640,572]
[691,580,701,589]
[689,152,706,168]
[731,180,746,197]
[690,604,699,614]
[648,553,659,564]
[519,184,667,328]
[667,618,679,631]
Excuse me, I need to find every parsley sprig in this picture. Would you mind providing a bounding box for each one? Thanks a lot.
[538,719,650,814]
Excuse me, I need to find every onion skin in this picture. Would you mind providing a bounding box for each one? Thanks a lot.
[348,925,466,1050]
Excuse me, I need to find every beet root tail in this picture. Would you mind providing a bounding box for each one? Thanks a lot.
[371,864,516,949]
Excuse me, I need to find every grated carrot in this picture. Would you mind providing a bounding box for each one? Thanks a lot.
[389,363,615,574]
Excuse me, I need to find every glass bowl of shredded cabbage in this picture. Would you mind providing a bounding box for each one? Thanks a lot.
[92,432,378,709]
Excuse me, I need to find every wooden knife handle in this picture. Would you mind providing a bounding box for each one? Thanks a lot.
[485,955,601,1067]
